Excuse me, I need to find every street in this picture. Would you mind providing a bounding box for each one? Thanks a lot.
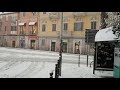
[0,47,93,64]
[0,47,112,78]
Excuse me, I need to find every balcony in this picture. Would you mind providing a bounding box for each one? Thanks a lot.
[19,31,26,35]
[49,12,60,20]
[29,30,37,35]
[73,12,86,18]
[11,31,17,35]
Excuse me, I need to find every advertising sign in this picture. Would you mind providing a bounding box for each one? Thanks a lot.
[95,42,114,70]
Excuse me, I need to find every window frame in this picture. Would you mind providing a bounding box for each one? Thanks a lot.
[42,24,46,32]
[11,26,16,31]
[74,22,84,31]
[63,23,68,30]
[52,24,56,31]
[91,21,97,29]
[43,12,46,14]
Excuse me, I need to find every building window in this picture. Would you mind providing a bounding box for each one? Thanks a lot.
[42,39,45,45]
[23,12,26,17]
[32,12,37,15]
[11,15,17,22]
[5,26,7,31]
[43,12,46,14]
[74,22,84,31]
[5,16,8,21]
[42,24,46,32]
[20,26,25,34]
[63,23,68,30]
[52,24,56,31]
[11,26,16,31]
[91,21,96,29]
[31,26,36,34]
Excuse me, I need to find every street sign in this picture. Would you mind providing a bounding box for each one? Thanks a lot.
[85,29,98,44]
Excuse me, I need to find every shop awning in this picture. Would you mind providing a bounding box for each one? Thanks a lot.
[95,26,120,42]
[29,22,36,25]
[19,23,25,26]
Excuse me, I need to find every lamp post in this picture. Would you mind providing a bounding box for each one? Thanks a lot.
[59,12,63,76]
[78,41,80,67]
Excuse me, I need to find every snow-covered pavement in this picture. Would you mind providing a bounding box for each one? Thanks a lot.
[0,47,93,64]
[0,47,113,78]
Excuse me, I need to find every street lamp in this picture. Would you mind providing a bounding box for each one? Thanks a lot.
[78,41,80,67]
[59,12,63,76]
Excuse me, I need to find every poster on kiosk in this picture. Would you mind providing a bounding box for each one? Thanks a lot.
[114,45,120,78]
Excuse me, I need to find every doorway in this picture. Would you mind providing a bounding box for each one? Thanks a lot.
[51,42,56,51]
[31,40,35,49]
[75,43,80,54]
[62,42,67,53]
[20,40,25,48]
[12,41,15,47]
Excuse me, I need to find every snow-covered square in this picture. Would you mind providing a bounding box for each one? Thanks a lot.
[0,47,113,78]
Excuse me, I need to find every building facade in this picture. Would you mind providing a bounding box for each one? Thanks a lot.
[18,12,39,49]
[0,12,19,48]
[39,12,101,54]
[0,12,101,55]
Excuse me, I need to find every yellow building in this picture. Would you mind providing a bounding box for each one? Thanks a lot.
[38,12,101,54]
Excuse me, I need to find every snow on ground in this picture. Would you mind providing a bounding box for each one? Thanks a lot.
[0,61,113,78]
[0,47,113,78]
[0,47,93,58]
[0,47,93,65]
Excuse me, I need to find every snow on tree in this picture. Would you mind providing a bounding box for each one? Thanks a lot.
[104,12,120,38]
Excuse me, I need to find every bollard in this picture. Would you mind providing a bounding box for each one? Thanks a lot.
[49,71,53,78]
[55,64,59,78]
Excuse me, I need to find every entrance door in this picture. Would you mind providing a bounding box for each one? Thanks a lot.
[51,42,56,51]
[12,41,15,47]
[63,42,67,53]
[75,43,80,54]
[31,40,35,49]
[20,40,25,48]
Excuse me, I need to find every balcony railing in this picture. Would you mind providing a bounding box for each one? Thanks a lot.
[29,30,37,35]
[11,31,17,35]
[49,12,60,20]
[19,31,26,35]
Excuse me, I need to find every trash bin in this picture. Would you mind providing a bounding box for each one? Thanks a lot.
[114,45,120,78]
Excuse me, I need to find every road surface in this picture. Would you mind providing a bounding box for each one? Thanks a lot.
[0,47,93,65]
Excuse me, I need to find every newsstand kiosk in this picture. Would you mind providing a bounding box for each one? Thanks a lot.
[93,26,120,78]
